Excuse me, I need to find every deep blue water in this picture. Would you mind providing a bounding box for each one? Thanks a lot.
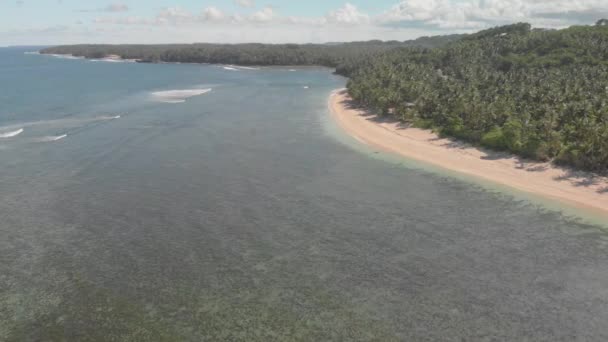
[1,47,608,341]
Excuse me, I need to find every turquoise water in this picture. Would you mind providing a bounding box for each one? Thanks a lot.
[1,47,608,341]
[322,113,608,229]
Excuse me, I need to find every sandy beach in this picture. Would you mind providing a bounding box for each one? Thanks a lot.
[329,89,608,217]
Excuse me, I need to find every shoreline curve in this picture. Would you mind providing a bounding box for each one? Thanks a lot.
[329,88,608,218]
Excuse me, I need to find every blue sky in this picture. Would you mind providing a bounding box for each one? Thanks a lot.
[1,0,607,45]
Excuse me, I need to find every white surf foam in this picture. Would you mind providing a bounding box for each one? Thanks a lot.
[151,89,212,103]
[289,69,297,72]
[98,115,122,120]
[223,65,260,71]
[303,86,310,89]
[24,51,40,55]
[89,58,135,63]
[0,114,123,145]
[0,115,119,132]
[0,128,24,138]
[235,66,260,70]
[36,134,67,142]
[52,134,67,141]
[50,54,84,60]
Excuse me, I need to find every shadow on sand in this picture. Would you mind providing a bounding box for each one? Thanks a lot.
[337,90,608,195]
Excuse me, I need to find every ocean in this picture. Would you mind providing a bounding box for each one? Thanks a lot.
[1,47,607,341]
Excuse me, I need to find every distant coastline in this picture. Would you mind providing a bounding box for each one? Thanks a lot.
[36,36,462,76]
[40,52,141,63]
[36,51,337,71]
[329,89,608,217]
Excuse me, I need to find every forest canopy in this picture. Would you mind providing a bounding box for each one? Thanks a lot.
[347,22,608,173]
[40,34,462,76]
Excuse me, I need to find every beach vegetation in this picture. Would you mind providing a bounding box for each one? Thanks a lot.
[346,22,608,172]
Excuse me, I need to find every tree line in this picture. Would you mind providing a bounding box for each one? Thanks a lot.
[347,22,608,173]
[40,35,462,73]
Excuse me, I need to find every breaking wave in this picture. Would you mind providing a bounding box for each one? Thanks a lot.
[235,66,260,70]
[51,134,67,141]
[99,115,122,120]
[36,134,67,142]
[223,65,260,71]
[50,54,84,60]
[0,115,121,131]
[151,89,212,103]
[0,128,24,138]
[90,58,135,63]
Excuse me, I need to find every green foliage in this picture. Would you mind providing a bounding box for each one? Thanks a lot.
[347,22,608,172]
[412,118,435,129]
[40,35,464,77]
[462,23,532,41]
[481,127,507,150]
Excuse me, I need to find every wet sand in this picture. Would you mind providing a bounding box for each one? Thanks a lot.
[329,89,608,217]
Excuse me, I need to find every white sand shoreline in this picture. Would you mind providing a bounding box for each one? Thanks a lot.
[329,89,608,218]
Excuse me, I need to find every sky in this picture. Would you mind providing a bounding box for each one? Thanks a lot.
[1,0,608,45]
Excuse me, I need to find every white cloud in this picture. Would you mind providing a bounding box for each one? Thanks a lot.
[326,3,370,25]
[156,6,194,25]
[52,0,608,46]
[91,3,374,27]
[203,7,225,21]
[0,23,433,46]
[378,0,608,29]
[88,1,608,31]
[250,7,275,23]
[230,13,245,23]
[381,0,448,22]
